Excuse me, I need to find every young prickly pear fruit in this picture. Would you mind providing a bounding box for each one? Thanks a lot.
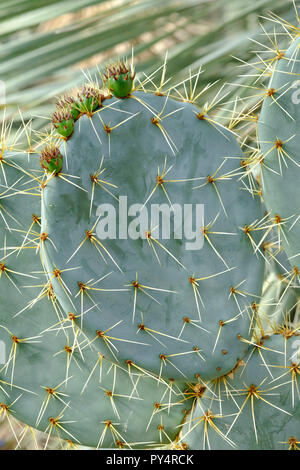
[103,60,135,98]
[52,109,74,138]
[77,84,103,114]
[40,145,63,174]
[258,36,300,273]
[56,95,81,120]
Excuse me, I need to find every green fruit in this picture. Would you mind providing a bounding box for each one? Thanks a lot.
[103,61,135,98]
[52,110,74,138]
[56,95,81,120]
[40,145,63,174]
[77,85,103,114]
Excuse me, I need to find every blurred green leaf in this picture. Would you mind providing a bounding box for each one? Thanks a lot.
[0,0,296,138]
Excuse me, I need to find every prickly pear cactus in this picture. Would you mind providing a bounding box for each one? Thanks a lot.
[40,62,265,384]
[258,36,300,276]
[0,58,281,450]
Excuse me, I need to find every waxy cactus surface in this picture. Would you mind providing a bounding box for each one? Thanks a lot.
[0,47,299,450]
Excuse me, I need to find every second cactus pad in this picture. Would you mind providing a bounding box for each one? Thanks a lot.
[41,85,265,382]
[258,37,300,271]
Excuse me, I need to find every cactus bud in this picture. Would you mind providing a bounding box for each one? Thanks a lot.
[77,84,103,114]
[103,60,135,98]
[40,145,63,174]
[52,110,74,138]
[56,95,81,120]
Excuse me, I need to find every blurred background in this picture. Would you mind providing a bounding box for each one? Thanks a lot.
[0,0,297,140]
[0,0,297,450]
